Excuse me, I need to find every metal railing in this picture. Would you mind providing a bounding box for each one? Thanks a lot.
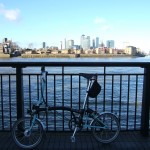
[0,62,150,136]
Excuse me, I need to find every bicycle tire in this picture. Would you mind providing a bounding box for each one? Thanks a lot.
[91,112,120,143]
[12,117,44,149]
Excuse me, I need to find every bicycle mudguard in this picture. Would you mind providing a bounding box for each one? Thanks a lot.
[90,112,119,126]
[36,118,46,130]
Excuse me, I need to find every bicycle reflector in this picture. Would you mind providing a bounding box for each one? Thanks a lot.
[88,80,101,98]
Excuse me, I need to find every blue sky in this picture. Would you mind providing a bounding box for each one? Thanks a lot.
[0,0,150,52]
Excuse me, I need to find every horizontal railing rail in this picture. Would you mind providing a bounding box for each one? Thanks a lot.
[0,62,149,137]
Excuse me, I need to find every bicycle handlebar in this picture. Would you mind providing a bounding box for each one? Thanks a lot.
[79,73,97,80]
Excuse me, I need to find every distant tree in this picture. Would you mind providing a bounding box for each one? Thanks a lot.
[68,49,71,54]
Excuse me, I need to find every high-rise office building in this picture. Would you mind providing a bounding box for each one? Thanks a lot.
[65,38,66,49]
[92,39,95,49]
[106,40,115,48]
[66,40,74,49]
[43,42,46,49]
[80,34,85,49]
[80,35,90,50]
[96,37,99,48]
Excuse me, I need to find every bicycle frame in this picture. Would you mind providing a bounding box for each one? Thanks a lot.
[29,67,102,132]
[12,66,120,149]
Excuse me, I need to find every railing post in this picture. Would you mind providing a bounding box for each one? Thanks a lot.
[141,67,150,137]
[16,67,24,119]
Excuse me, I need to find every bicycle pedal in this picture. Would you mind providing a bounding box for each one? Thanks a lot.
[70,136,75,142]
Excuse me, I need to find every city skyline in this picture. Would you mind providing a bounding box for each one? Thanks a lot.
[0,0,150,52]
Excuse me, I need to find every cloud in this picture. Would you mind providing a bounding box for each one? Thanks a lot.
[0,3,21,22]
[94,17,111,31]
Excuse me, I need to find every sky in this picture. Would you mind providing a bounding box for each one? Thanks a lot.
[0,0,150,52]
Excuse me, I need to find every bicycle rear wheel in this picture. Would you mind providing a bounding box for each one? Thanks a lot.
[91,112,120,143]
[12,117,44,149]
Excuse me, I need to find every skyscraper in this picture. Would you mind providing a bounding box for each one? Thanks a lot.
[80,35,90,50]
[80,34,85,49]
[43,42,46,49]
[92,39,95,49]
[66,40,74,49]
[106,40,115,48]
[96,37,99,48]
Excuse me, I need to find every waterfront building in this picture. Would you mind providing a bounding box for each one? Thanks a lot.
[61,49,69,54]
[3,38,7,43]
[95,47,105,54]
[80,35,90,50]
[108,48,118,55]
[106,40,115,48]
[3,43,11,54]
[124,46,137,55]
[72,45,80,50]
[50,46,58,50]
[0,44,3,53]
[96,37,99,48]
[51,50,59,54]
[84,49,93,54]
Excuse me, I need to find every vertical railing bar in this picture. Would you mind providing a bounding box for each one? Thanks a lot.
[9,75,12,129]
[37,75,40,101]
[1,75,4,130]
[79,74,81,109]
[16,67,24,120]
[119,75,122,119]
[70,75,73,121]
[54,74,56,131]
[29,75,31,107]
[126,75,130,130]
[111,75,114,113]
[103,66,106,112]
[141,67,150,137]
[95,74,98,111]
[45,71,48,131]
[134,75,138,130]
[70,75,73,108]
[62,66,64,131]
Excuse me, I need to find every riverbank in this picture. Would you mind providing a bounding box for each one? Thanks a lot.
[21,53,135,58]
[0,53,145,58]
[0,53,10,58]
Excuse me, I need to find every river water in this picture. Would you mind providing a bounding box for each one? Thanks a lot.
[0,56,150,131]
[0,55,150,63]
[0,55,149,74]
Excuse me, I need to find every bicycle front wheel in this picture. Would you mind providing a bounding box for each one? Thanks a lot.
[91,112,120,143]
[12,117,44,149]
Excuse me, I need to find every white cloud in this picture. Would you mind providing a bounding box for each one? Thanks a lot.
[0,3,21,22]
[94,17,106,24]
[94,17,112,32]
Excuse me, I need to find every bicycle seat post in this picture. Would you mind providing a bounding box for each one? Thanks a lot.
[82,79,91,110]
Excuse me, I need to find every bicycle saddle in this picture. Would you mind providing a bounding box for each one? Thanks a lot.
[79,73,97,80]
